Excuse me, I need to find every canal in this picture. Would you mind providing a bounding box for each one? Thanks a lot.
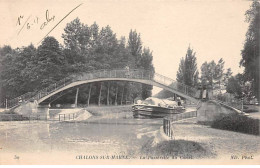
[0,108,162,158]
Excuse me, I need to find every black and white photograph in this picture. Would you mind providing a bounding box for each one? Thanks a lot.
[0,0,259,165]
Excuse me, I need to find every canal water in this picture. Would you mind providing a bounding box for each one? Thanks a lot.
[0,110,162,158]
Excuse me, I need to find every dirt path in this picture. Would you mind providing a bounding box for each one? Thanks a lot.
[171,123,260,158]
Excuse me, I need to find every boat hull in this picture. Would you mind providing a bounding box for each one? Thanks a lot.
[132,104,185,118]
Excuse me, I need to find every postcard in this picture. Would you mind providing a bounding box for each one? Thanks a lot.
[0,0,259,165]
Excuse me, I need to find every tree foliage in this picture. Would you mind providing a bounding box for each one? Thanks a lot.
[0,18,155,106]
[226,75,243,98]
[223,68,233,86]
[240,0,260,100]
[200,58,226,90]
[128,29,142,60]
[177,46,199,87]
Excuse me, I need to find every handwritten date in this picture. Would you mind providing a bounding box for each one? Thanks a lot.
[16,10,55,34]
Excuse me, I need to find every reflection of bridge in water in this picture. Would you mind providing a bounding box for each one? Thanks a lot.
[3,69,201,119]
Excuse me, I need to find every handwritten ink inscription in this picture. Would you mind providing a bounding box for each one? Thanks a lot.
[40,10,55,30]
[14,3,83,44]
[16,10,55,34]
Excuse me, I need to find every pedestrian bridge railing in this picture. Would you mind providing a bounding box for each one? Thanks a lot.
[211,94,243,111]
[2,69,199,109]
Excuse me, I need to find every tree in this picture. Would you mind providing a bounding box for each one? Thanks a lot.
[176,46,199,87]
[213,58,225,92]
[87,84,92,106]
[36,36,65,89]
[0,19,156,107]
[226,75,243,98]
[223,68,233,86]
[176,58,185,84]
[62,18,92,73]
[110,36,130,68]
[128,29,142,66]
[127,30,154,100]
[17,44,38,93]
[62,17,91,53]
[0,52,19,99]
[240,0,260,100]
[94,26,118,69]
[0,44,40,103]
[201,61,218,88]
[0,46,16,101]
[139,47,154,99]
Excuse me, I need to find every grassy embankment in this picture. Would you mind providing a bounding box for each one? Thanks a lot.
[210,113,259,135]
[197,102,260,135]
[0,110,28,121]
[141,139,216,159]
[86,105,132,116]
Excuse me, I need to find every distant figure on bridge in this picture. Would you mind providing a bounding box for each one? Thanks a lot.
[125,66,130,78]
[18,97,22,103]
[177,97,182,106]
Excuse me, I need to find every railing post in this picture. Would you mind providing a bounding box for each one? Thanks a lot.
[163,119,165,133]
[5,99,7,109]
[168,120,171,136]
[168,120,171,137]
[166,119,169,136]
[166,120,169,136]
[169,120,171,138]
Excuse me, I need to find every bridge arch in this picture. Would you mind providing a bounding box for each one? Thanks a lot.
[38,78,199,105]
[6,69,200,109]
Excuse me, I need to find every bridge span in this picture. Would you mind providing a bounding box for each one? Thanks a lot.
[4,69,200,118]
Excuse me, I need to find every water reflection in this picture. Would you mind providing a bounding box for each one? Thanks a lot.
[0,112,162,155]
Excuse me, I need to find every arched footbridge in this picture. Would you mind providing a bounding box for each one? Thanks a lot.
[5,69,200,109]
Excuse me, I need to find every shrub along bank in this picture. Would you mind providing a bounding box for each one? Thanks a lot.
[211,113,259,135]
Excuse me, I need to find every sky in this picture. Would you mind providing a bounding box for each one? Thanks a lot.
[0,0,252,94]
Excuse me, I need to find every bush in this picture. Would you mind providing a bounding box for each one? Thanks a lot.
[0,114,27,121]
[211,113,259,135]
[141,139,216,159]
[243,105,259,113]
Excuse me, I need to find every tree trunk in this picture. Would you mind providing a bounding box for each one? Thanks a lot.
[121,84,125,105]
[107,82,110,105]
[74,87,79,108]
[125,83,128,104]
[219,80,221,94]
[115,84,118,105]
[98,82,103,106]
[87,84,92,106]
